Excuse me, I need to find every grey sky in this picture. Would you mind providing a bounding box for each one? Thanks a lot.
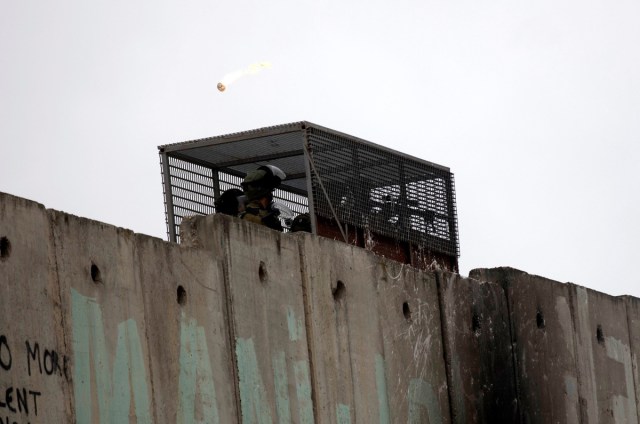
[2,0,639,295]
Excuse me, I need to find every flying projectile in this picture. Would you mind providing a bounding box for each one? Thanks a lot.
[217,62,272,92]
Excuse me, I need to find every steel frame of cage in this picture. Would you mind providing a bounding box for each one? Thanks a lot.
[159,121,459,258]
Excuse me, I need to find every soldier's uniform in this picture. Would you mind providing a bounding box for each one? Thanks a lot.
[240,165,286,232]
[241,199,283,231]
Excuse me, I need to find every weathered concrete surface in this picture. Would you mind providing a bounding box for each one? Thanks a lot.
[134,233,238,423]
[298,233,392,423]
[569,284,638,424]
[378,261,450,424]
[471,267,581,424]
[185,214,314,424]
[50,209,155,423]
[0,193,72,423]
[296,233,451,423]
[438,271,517,423]
[4,191,640,424]
[623,296,640,422]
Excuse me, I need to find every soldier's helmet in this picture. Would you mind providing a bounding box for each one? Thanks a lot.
[242,165,286,201]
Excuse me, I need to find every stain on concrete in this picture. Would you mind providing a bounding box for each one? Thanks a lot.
[286,306,303,342]
[337,403,351,424]
[605,336,637,422]
[408,378,442,424]
[71,289,151,423]
[178,314,220,424]
[564,375,579,424]
[272,350,291,423]
[235,338,273,424]
[375,354,391,423]
[293,360,313,424]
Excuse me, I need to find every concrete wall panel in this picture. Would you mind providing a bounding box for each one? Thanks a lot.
[377,262,451,424]
[50,210,154,423]
[623,296,640,421]
[471,267,580,424]
[187,214,314,424]
[134,233,238,423]
[569,285,638,424]
[5,191,640,424]
[0,193,72,423]
[298,234,382,423]
[438,271,516,423]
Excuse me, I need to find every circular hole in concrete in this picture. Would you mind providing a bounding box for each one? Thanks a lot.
[90,263,102,283]
[0,237,11,260]
[258,261,268,284]
[402,302,412,321]
[177,285,187,305]
[536,309,546,330]
[597,325,605,345]
[333,280,346,302]
[472,314,482,336]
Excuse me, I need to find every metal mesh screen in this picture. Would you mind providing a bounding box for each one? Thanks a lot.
[159,121,459,257]
[160,154,309,242]
[161,155,216,242]
[213,170,309,232]
[307,127,459,257]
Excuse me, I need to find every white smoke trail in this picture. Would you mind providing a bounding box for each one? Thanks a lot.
[217,62,272,92]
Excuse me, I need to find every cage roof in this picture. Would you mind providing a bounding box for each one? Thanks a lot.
[158,121,449,196]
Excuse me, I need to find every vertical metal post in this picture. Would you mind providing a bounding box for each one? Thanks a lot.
[160,150,177,243]
[351,144,364,229]
[212,168,221,207]
[302,127,317,234]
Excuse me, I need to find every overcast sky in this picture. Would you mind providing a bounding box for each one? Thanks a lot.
[2,0,638,296]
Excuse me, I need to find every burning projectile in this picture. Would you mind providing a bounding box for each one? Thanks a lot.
[217,62,272,92]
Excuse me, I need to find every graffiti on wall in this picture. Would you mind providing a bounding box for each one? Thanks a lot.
[235,305,313,424]
[178,316,220,424]
[71,289,152,423]
[69,289,442,423]
[0,333,68,424]
[71,289,226,424]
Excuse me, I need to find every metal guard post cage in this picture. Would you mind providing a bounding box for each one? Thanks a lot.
[159,121,459,259]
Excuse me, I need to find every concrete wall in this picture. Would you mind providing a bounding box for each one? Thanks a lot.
[1,191,639,423]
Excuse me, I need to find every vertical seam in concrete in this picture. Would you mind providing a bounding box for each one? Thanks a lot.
[567,284,588,424]
[219,218,243,420]
[297,237,319,424]
[500,276,523,424]
[623,296,640,422]
[567,285,581,423]
[332,246,357,422]
[344,257,357,423]
[47,209,75,422]
[133,237,159,424]
[434,271,456,423]
[374,260,391,423]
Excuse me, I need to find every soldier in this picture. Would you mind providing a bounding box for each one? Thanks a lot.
[214,188,244,216]
[240,165,286,231]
